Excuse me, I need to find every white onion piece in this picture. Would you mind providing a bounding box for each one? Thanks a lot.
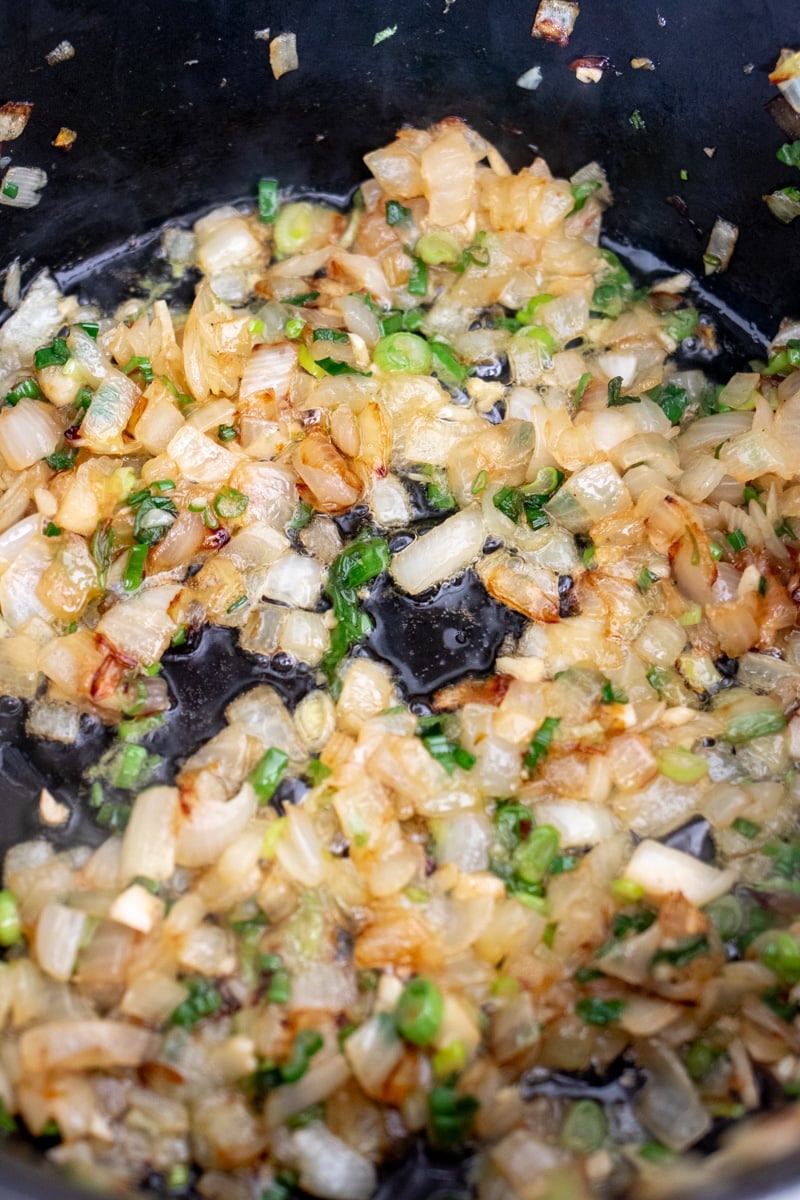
[166,424,240,484]
[0,270,63,365]
[265,1055,350,1127]
[34,903,87,981]
[80,373,139,452]
[109,884,164,934]
[328,251,392,305]
[291,1123,376,1200]
[197,216,261,276]
[2,256,21,308]
[436,813,491,872]
[625,839,737,906]
[0,166,47,209]
[225,685,306,761]
[176,782,258,868]
[390,506,485,595]
[338,293,381,346]
[290,964,357,1012]
[704,217,739,275]
[120,786,180,884]
[636,1042,712,1152]
[275,805,325,886]
[0,513,40,566]
[532,0,580,43]
[0,538,53,628]
[0,103,32,142]
[96,585,180,665]
[0,399,61,469]
[532,801,619,847]
[19,1020,157,1074]
[239,342,297,403]
[516,66,543,90]
[269,31,298,79]
[263,552,325,609]
[421,127,475,227]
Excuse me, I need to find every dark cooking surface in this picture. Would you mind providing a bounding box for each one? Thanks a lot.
[2,2,800,1199]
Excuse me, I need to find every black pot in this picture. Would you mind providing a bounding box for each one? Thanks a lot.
[1,3,799,1199]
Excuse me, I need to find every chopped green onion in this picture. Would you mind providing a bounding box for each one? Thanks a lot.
[312,327,349,344]
[374,331,432,374]
[657,746,709,784]
[576,996,625,1025]
[611,877,645,903]
[765,186,800,224]
[373,24,397,45]
[289,500,314,530]
[561,1099,607,1153]
[777,142,800,168]
[569,180,602,214]
[471,469,488,495]
[639,1142,675,1164]
[133,494,178,545]
[44,446,78,472]
[280,1029,324,1083]
[648,381,690,424]
[666,308,698,342]
[726,529,747,552]
[258,178,279,223]
[427,1085,479,1148]
[268,968,291,1004]
[629,109,646,130]
[524,716,560,772]
[601,680,628,704]
[386,199,411,226]
[760,931,800,984]
[686,1039,725,1082]
[78,321,99,339]
[44,521,62,537]
[406,251,428,296]
[284,316,306,339]
[651,933,709,968]
[637,565,658,591]
[123,543,148,592]
[121,355,154,383]
[432,1039,466,1080]
[430,338,468,387]
[0,890,22,947]
[114,743,149,790]
[419,720,475,774]
[726,708,786,744]
[315,356,371,377]
[284,290,319,306]
[515,294,555,324]
[226,595,248,613]
[307,758,332,786]
[574,371,592,404]
[169,977,222,1028]
[34,336,70,370]
[395,976,444,1045]
[2,181,19,200]
[493,485,524,523]
[416,230,461,266]
[249,747,289,804]
[166,1164,190,1192]
[5,377,42,405]
[732,817,761,839]
[218,423,237,441]
[606,375,624,406]
[511,824,560,884]
[213,486,249,519]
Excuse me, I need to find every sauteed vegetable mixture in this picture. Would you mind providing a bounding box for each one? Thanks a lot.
[3,120,800,1199]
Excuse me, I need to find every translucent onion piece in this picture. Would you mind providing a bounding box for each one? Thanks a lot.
[390,505,485,595]
[625,839,737,905]
[291,1123,377,1200]
[269,31,298,79]
[175,782,258,869]
[34,903,87,981]
[0,166,47,209]
[19,1020,157,1073]
[120,786,180,883]
[0,399,61,469]
[703,217,739,274]
[0,102,33,142]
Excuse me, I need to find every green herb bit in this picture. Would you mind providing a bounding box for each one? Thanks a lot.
[601,680,628,704]
[121,355,154,384]
[406,250,428,297]
[395,976,444,1046]
[44,446,78,472]
[284,316,306,339]
[493,485,524,524]
[227,594,248,614]
[313,327,350,344]
[315,356,372,377]
[5,377,42,405]
[732,817,761,839]
[456,231,490,271]
[218,423,238,441]
[268,968,291,1004]
[427,1084,479,1147]
[169,977,223,1028]
[386,199,412,226]
[764,339,800,376]
[576,996,625,1026]
[374,331,432,374]
[113,743,149,790]
[637,565,658,591]
[284,290,320,306]
[261,1172,299,1200]
[307,758,332,786]
[648,381,690,424]
[666,307,698,342]
[213,486,249,519]
[133,494,178,546]
[0,890,22,947]
[78,321,99,339]
[427,473,456,511]
[686,1039,725,1081]
[777,141,800,168]
[726,528,747,552]
[90,522,115,588]
[373,24,398,45]
[249,747,289,804]
[419,721,476,774]
[471,469,488,495]
[2,181,19,200]
[286,1103,325,1129]
[34,336,70,370]
[561,1098,607,1153]
[639,1142,675,1164]
[569,180,603,215]
[280,1029,324,1083]
[651,933,709,969]
[258,178,279,223]
[767,187,800,224]
[574,371,592,404]
[606,375,625,406]
[289,499,314,530]
[494,801,534,851]
[629,109,646,130]
[524,716,560,772]
[123,543,148,592]
[430,337,468,388]
[0,1098,17,1134]
[512,824,560,884]
[44,521,62,537]
[726,708,786,744]
[761,931,800,985]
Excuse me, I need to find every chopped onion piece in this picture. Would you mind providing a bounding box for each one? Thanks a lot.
[0,166,47,209]
[270,32,298,79]
[703,217,738,275]
[45,40,75,65]
[764,187,800,224]
[531,0,580,45]
[0,102,33,142]
[120,786,180,883]
[625,839,737,906]
[390,506,485,595]
[516,66,543,91]
[34,903,87,981]
[291,1123,377,1200]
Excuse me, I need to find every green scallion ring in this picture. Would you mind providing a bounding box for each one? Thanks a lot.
[395,975,444,1045]
[374,332,433,375]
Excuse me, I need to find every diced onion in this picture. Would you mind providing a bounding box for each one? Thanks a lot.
[390,506,485,595]
[269,32,298,79]
[624,839,737,905]
[0,166,47,209]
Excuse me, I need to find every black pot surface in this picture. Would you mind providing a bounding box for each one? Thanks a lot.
[1,3,800,1199]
